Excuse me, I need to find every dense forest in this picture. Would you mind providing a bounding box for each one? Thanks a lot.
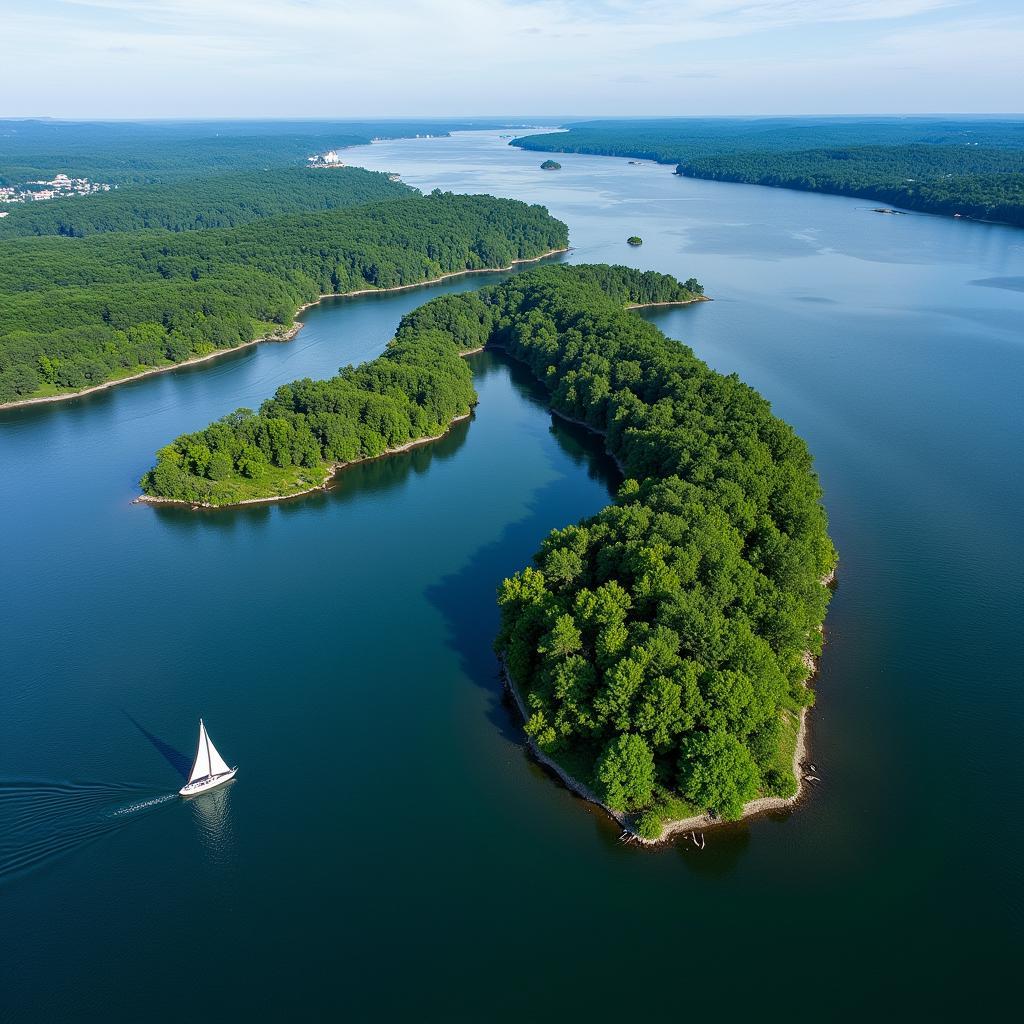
[0,167,412,237]
[513,117,1024,225]
[513,117,1024,163]
[141,328,479,506]
[485,268,834,835]
[144,264,833,839]
[678,145,1024,225]
[140,265,700,505]
[0,192,568,404]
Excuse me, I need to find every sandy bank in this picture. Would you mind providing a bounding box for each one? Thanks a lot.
[501,652,816,847]
[495,359,829,844]
[625,295,711,310]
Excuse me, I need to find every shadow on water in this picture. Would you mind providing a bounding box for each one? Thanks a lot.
[0,681,188,885]
[424,352,622,758]
[421,351,763,868]
[0,714,230,883]
[123,711,192,781]
[666,821,754,875]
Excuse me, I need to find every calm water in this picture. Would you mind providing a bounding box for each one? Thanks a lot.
[1,131,1021,1018]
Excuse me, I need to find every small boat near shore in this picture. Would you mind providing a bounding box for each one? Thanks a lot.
[179,719,237,797]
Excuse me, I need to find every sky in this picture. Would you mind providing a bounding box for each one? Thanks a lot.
[3,0,1023,119]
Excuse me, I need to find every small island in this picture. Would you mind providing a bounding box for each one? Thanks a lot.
[540,160,562,170]
[627,236,643,246]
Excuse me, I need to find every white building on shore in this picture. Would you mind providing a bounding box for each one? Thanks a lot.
[307,150,345,167]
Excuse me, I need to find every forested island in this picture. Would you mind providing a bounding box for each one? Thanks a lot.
[141,264,833,842]
[0,190,568,405]
[513,117,1024,226]
[540,160,562,170]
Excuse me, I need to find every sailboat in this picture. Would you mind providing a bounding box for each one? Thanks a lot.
[179,719,237,797]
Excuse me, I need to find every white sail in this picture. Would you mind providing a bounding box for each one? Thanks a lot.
[206,728,232,777]
[187,720,212,783]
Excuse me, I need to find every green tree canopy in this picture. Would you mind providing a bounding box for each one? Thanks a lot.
[596,733,656,811]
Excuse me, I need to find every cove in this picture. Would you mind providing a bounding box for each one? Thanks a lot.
[1,130,1021,1018]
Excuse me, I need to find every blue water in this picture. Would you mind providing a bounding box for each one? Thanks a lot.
[1,130,1021,1018]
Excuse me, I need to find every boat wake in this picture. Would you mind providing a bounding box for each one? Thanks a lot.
[0,778,176,884]
[109,794,176,817]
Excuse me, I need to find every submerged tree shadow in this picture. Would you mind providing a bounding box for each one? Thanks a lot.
[424,358,622,745]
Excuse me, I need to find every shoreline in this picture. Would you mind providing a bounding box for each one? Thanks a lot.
[500,653,815,847]
[135,412,473,511]
[0,325,302,412]
[625,295,711,310]
[514,136,1020,229]
[547,405,626,474]
[0,248,569,412]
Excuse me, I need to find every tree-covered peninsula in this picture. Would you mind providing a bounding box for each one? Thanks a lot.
[142,264,833,841]
[139,265,699,506]
[141,330,479,506]
[0,191,568,404]
[484,269,833,836]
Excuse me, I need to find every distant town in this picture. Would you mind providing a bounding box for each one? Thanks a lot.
[0,173,113,215]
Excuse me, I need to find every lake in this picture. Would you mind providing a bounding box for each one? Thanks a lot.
[1,130,1021,1018]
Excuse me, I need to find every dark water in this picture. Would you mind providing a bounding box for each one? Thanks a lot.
[1,131,1021,1019]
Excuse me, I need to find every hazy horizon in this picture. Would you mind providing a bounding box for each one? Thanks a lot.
[3,113,1024,124]
[4,1,1022,120]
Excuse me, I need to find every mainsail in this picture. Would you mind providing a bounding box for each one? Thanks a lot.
[187,719,231,783]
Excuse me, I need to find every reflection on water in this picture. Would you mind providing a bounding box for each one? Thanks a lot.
[188,781,237,868]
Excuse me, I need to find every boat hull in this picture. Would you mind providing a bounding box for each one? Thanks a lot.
[179,768,237,797]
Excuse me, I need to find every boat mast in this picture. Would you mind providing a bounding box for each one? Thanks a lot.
[202,719,212,778]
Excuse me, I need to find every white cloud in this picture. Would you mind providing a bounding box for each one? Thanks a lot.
[2,0,1021,116]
